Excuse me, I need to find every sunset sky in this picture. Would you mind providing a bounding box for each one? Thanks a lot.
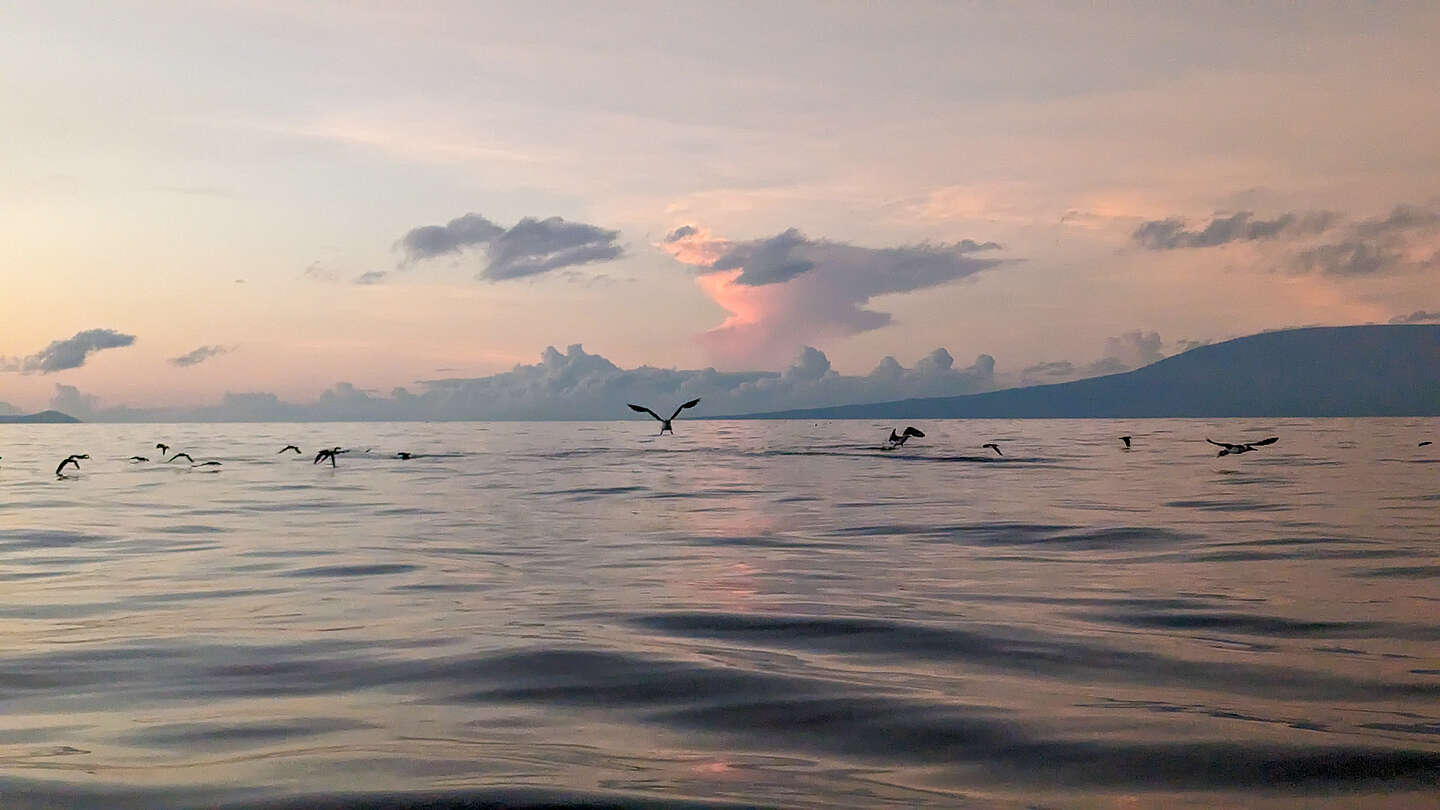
[3,1,1438,416]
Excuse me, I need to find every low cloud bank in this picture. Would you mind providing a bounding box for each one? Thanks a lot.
[50,344,1000,422]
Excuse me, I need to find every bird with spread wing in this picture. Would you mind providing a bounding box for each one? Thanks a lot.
[627,398,701,435]
[1206,436,1278,457]
[885,426,925,448]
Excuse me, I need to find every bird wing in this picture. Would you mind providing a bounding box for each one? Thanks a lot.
[669,398,702,420]
[1421,441,1433,447]
[1206,439,1240,450]
[170,453,193,462]
[627,404,663,421]
[903,426,925,438]
[56,458,78,474]
[1249,437,1279,447]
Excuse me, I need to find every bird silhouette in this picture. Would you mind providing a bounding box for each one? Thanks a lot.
[314,447,342,467]
[167,452,194,463]
[129,456,149,463]
[886,426,925,448]
[279,445,301,454]
[1207,437,1278,457]
[627,398,702,434]
[156,443,170,455]
[55,455,83,477]
[982,443,1002,456]
[1120,435,1132,449]
[1421,441,1433,447]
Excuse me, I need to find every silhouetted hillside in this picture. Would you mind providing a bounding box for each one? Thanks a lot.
[731,325,1440,418]
[0,410,81,424]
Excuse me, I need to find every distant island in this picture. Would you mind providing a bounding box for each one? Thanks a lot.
[728,324,1440,419]
[0,410,80,424]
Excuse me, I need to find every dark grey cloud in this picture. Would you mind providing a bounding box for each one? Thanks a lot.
[1,329,137,374]
[1132,210,1335,250]
[1288,201,1440,276]
[169,345,233,368]
[1353,203,1440,238]
[49,344,999,422]
[712,228,816,285]
[398,212,623,281]
[353,271,388,285]
[1390,310,1440,324]
[398,213,506,260]
[1292,240,1400,276]
[664,225,697,242]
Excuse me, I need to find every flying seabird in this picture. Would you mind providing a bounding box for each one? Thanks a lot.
[1421,441,1433,447]
[279,445,301,454]
[55,455,82,477]
[627,398,702,435]
[167,452,194,463]
[156,443,170,455]
[982,443,1003,456]
[192,461,222,467]
[1120,435,1132,449]
[396,452,413,460]
[129,456,149,463]
[314,447,342,467]
[886,427,925,448]
[1206,437,1279,457]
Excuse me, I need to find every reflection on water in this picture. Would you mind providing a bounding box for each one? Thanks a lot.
[0,419,1436,808]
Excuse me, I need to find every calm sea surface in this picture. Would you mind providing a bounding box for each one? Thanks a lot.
[0,419,1436,809]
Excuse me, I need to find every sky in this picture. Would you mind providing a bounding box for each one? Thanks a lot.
[3,1,1439,419]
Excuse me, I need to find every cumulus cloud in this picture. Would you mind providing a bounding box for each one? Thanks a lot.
[169,345,234,367]
[1390,310,1440,324]
[660,225,1006,366]
[398,212,623,281]
[1,329,136,374]
[1132,210,1335,250]
[50,343,999,422]
[1019,330,1178,385]
[353,271,388,285]
[49,384,100,417]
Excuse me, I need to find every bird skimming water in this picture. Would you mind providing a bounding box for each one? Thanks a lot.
[314,447,343,467]
[626,399,701,435]
[885,427,925,448]
[982,443,1003,456]
[1207,437,1279,457]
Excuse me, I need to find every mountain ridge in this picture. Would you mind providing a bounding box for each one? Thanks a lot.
[723,325,1440,419]
[0,410,81,424]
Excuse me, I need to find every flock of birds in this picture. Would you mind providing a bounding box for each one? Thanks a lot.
[42,442,394,479]
[1,397,1433,479]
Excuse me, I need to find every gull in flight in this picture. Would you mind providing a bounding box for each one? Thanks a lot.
[314,447,344,467]
[167,452,194,464]
[1120,435,1132,449]
[626,398,701,435]
[55,454,87,477]
[1207,437,1279,457]
[982,443,1003,456]
[885,427,925,448]
[279,445,301,454]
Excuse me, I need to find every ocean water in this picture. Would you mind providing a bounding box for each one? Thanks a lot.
[0,418,1436,809]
